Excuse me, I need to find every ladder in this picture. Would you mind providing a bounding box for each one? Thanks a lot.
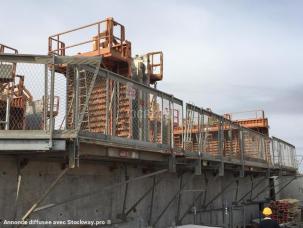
[78,70,91,131]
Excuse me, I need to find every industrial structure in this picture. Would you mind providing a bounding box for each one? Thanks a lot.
[0,18,298,227]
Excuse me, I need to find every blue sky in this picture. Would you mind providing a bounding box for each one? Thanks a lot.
[1,0,302,159]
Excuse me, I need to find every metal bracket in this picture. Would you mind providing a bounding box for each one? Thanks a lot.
[218,162,224,177]
[169,154,176,173]
[266,168,271,178]
[68,140,78,168]
[194,159,202,175]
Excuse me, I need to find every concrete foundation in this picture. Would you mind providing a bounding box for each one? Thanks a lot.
[0,157,270,228]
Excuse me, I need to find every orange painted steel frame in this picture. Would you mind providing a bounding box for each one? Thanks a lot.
[49,17,132,76]
[147,51,163,84]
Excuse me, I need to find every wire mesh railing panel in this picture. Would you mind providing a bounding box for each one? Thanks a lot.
[0,54,298,171]
[242,129,262,160]
[0,61,48,131]
[148,93,162,143]
[53,71,66,130]
[203,112,221,157]
[172,102,183,149]
[161,98,171,145]
[272,137,297,168]
[224,123,241,159]
[183,104,199,152]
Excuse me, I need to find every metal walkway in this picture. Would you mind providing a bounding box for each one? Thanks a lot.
[0,54,297,177]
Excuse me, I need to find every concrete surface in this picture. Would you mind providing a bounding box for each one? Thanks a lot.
[0,157,269,227]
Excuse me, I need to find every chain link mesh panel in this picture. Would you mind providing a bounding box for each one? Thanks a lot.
[272,137,297,168]
[0,61,48,130]
[0,54,297,170]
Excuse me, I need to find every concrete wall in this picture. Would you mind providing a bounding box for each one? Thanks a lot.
[0,157,269,228]
[276,177,303,200]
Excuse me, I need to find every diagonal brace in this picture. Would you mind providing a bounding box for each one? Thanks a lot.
[22,168,69,221]
[34,169,168,213]
[152,174,194,227]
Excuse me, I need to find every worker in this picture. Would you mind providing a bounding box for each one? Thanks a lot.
[259,207,280,228]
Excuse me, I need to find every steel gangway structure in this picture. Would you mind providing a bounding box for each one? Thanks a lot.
[0,18,298,227]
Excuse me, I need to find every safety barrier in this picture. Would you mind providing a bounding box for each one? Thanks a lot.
[0,54,297,170]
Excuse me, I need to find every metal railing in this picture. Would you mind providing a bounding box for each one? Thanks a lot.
[224,109,265,121]
[0,54,297,170]
[48,18,130,58]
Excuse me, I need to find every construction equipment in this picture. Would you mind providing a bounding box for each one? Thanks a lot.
[0,44,32,130]
[224,110,269,135]
[48,18,273,162]
[49,17,164,138]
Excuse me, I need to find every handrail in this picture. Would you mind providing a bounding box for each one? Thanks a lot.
[0,54,297,170]
[0,43,18,54]
[48,18,128,57]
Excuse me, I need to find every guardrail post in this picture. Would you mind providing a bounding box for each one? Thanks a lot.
[5,94,10,130]
[43,64,48,131]
[48,56,55,148]
[218,117,224,176]
[170,96,174,149]
[239,128,245,177]
[105,73,109,134]
[159,95,163,144]
[169,95,176,173]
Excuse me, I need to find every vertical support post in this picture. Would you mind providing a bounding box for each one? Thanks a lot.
[181,101,184,149]
[153,95,158,143]
[170,96,174,149]
[271,138,275,167]
[43,64,48,131]
[229,205,234,228]
[5,95,10,130]
[239,128,245,177]
[169,96,176,173]
[112,81,117,136]
[105,74,109,134]
[218,118,224,176]
[144,91,149,142]
[68,141,77,168]
[222,199,228,227]
[264,137,271,177]
[242,205,246,228]
[160,95,164,144]
[276,140,283,176]
[196,110,203,173]
[201,110,205,153]
[49,56,55,148]
[57,35,60,55]
[169,154,176,173]
[97,23,100,56]
[195,159,202,176]
[197,110,200,151]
